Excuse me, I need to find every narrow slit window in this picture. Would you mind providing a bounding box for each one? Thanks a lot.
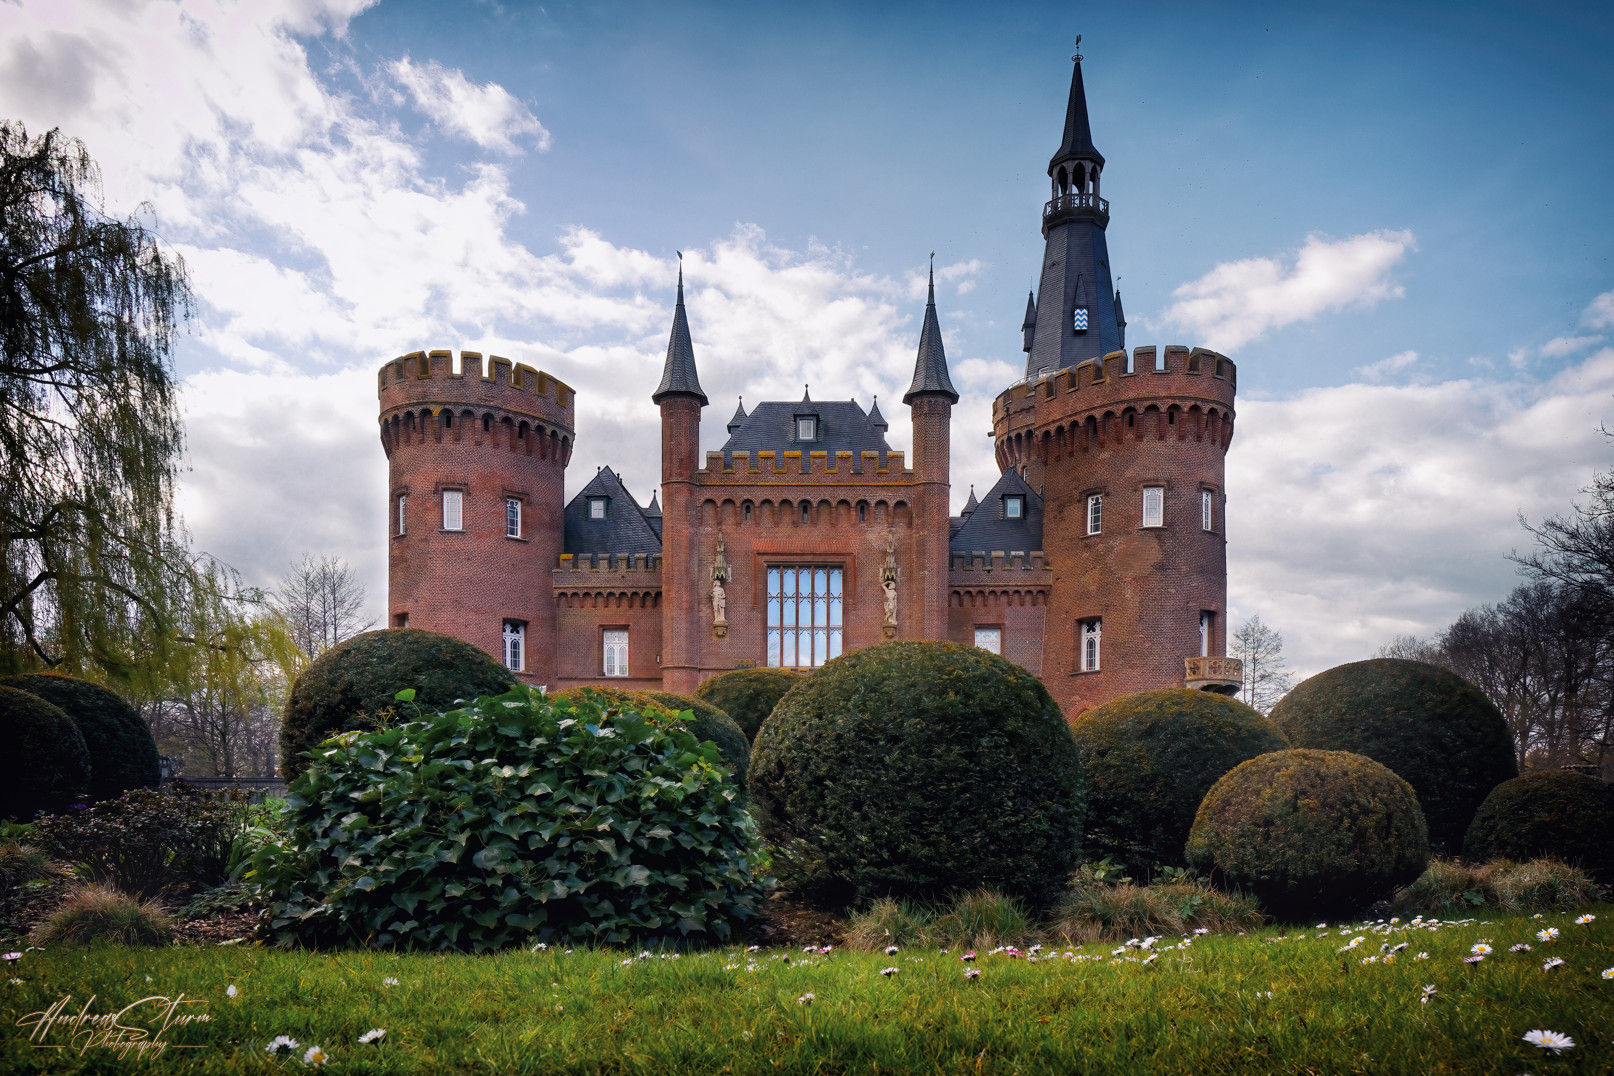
[1081,619,1102,672]
[1199,611,1213,657]
[396,494,407,536]
[506,497,522,538]
[442,490,463,531]
[1202,489,1214,532]
[1142,486,1164,528]
[1086,493,1102,535]
[502,620,525,672]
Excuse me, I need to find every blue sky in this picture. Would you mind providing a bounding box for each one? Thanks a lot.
[3,0,1612,676]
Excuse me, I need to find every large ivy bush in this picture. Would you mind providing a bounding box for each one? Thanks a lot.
[694,668,802,741]
[1,673,161,801]
[552,686,749,786]
[1186,748,1431,919]
[253,686,767,951]
[1071,688,1288,874]
[1463,769,1614,885]
[0,685,92,820]
[748,641,1084,906]
[1269,658,1517,853]
[280,628,518,779]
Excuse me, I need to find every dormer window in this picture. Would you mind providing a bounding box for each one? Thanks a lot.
[1072,306,1089,334]
[588,497,607,520]
[795,416,818,442]
[1004,495,1024,519]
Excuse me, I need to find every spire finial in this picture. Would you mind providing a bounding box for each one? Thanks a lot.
[927,253,936,304]
[676,250,683,293]
[1073,34,1082,62]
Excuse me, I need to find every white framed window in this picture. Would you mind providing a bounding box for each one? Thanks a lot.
[1202,489,1215,532]
[396,494,407,536]
[1142,486,1164,528]
[506,497,522,538]
[603,630,629,677]
[1004,495,1024,519]
[442,489,463,531]
[796,416,817,441]
[1199,611,1213,657]
[588,497,607,520]
[767,566,843,669]
[1086,493,1102,535]
[1080,618,1102,672]
[502,620,525,672]
[974,626,1002,654]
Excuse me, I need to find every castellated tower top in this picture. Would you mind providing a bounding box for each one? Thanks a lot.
[377,348,575,436]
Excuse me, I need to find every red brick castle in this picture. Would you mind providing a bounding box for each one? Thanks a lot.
[377,49,1242,718]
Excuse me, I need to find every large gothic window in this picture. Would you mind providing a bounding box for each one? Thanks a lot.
[767,566,842,669]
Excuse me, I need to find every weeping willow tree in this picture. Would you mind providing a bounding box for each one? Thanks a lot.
[0,122,193,685]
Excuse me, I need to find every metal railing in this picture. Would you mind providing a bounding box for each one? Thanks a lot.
[1043,192,1110,218]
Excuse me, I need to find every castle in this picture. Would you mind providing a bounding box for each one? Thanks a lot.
[377,49,1243,718]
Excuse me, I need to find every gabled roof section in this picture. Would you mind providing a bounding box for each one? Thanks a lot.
[563,466,662,556]
[651,262,707,405]
[949,469,1043,555]
[1050,53,1104,171]
[717,398,894,470]
[903,262,959,405]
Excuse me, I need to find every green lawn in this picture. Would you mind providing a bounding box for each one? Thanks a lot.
[3,906,1610,1074]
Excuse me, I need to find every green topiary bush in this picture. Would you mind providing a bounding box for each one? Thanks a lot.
[1,673,160,802]
[1269,658,1517,853]
[748,640,1084,906]
[1186,748,1431,920]
[551,686,750,786]
[280,628,518,779]
[694,668,802,741]
[253,685,766,951]
[0,685,92,821]
[1462,770,1614,885]
[1071,689,1288,873]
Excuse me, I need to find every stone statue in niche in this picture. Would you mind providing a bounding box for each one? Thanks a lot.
[711,576,727,624]
[881,531,899,637]
[711,533,730,637]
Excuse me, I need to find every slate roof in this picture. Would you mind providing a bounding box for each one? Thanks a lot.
[1050,55,1104,169]
[563,466,663,555]
[716,393,894,470]
[949,469,1043,555]
[651,264,708,405]
[903,264,959,405]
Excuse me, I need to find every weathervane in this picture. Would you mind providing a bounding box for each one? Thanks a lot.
[1072,34,1082,62]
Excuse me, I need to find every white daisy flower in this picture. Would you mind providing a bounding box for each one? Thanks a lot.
[265,1036,299,1055]
[797,992,814,1004]
[1522,1029,1574,1052]
[382,977,399,987]
[302,1044,328,1066]
[226,984,237,998]
[880,967,898,977]
[1470,943,1492,956]
[1537,927,1559,942]
[359,1028,385,1044]
[1543,957,1565,971]
[1601,967,1614,979]
[1575,913,1596,925]
[1415,952,1429,960]
[884,945,899,955]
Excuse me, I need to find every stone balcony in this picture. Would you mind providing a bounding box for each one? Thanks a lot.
[1184,656,1243,695]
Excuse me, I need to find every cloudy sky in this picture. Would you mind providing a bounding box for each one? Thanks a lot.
[3,0,1612,678]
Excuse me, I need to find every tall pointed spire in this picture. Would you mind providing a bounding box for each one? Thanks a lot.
[904,256,959,404]
[651,257,707,405]
[1051,40,1103,171]
[1021,289,1037,354]
[1114,289,1126,350]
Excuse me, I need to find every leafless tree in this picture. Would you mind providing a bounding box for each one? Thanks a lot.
[1232,614,1292,714]
[273,554,372,662]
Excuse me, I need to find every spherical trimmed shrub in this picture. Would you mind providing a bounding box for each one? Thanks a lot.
[1269,659,1517,853]
[256,686,765,950]
[748,640,1084,905]
[552,686,749,785]
[1463,769,1614,884]
[1,674,160,802]
[0,685,93,820]
[1072,688,1289,873]
[1185,748,1431,919]
[694,667,802,741]
[281,629,518,778]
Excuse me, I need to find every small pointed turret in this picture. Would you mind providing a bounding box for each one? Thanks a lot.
[903,260,959,404]
[1114,289,1126,350]
[867,395,887,431]
[801,385,812,403]
[651,260,707,405]
[961,485,979,516]
[645,490,661,516]
[727,397,747,433]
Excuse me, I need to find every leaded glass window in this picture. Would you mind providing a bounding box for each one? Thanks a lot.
[767,566,842,669]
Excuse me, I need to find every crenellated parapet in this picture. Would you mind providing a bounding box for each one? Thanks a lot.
[948,549,1053,605]
[378,349,576,462]
[695,448,910,480]
[993,344,1236,473]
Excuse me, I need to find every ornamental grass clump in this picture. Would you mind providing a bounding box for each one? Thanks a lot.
[1462,769,1614,885]
[749,641,1084,906]
[694,668,803,742]
[0,673,161,801]
[1071,689,1288,874]
[1269,658,1517,853]
[253,685,766,951]
[1186,749,1430,920]
[1392,857,1601,916]
[31,884,173,947]
[1049,878,1265,943]
[844,889,1038,951]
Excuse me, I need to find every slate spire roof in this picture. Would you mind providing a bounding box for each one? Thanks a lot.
[1050,50,1104,170]
[727,398,747,433]
[867,396,887,430]
[961,485,980,516]
[1021,289,1037,353]
[903,259,959,405]
[651,260,707,405]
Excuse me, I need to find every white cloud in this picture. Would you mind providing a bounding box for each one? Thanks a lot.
[1355,349,1419,383]
[1583,289,1614,330]
[391,57,550,154]
[1162,230,1416,351]
[1539,335,1603,359]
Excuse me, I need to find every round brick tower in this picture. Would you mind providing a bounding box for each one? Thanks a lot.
[997,45,1240,717]
[378,349,574,685]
